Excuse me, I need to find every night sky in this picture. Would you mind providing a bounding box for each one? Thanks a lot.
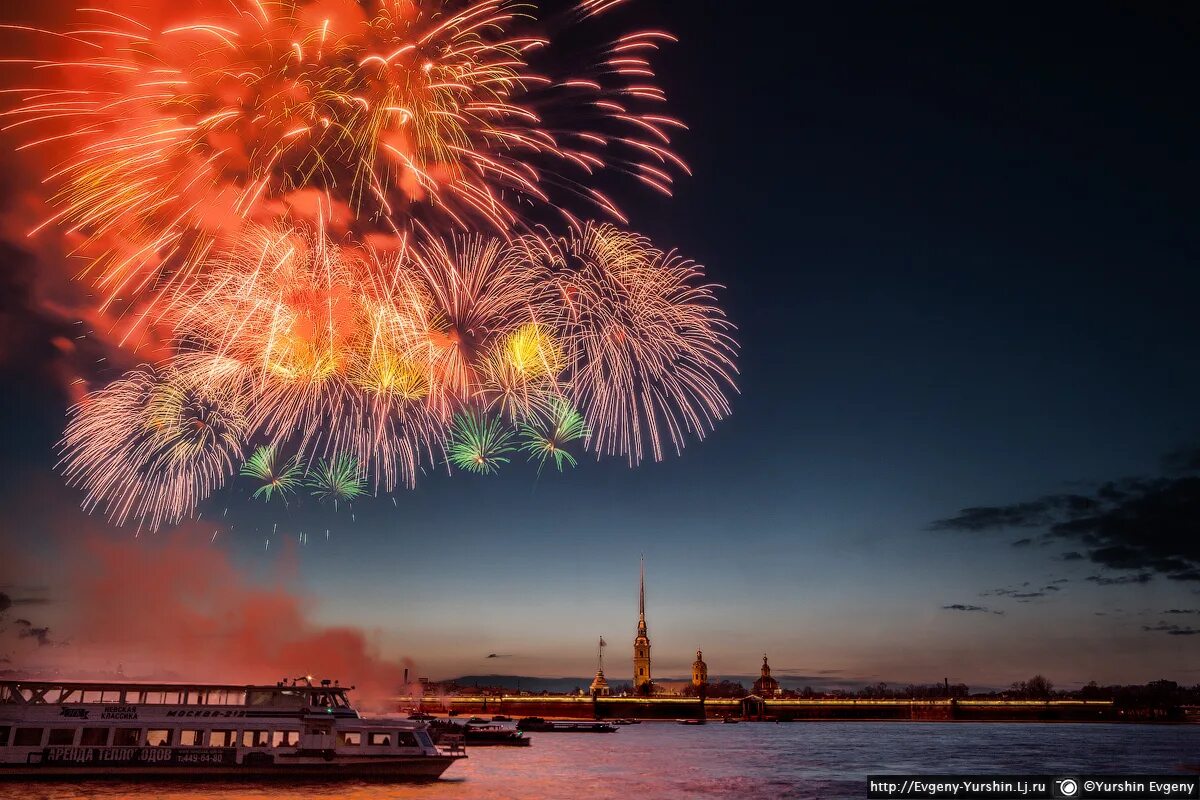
[1,2,1198,690]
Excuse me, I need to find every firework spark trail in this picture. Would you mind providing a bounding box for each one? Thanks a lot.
[240,444,303,501]
[542,223,739,465]
[58,365,247,530]
[56,220,737,529]
[5,0,687,316]
[15,1,741,532]
[177,222,436,493]
[447,409,516,474]
[519,396,588,472]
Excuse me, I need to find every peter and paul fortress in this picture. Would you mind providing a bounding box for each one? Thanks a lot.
[407,559,1120,722]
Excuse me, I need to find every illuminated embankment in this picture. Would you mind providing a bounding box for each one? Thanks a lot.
[394,695,1123,722]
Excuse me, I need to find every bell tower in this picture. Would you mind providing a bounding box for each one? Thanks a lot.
[692,649,708,687]
[633,557,652,691]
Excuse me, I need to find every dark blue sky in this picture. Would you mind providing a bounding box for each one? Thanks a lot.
[1,2,1198,689]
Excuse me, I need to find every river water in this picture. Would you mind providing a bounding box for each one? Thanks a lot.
[5,722,1199,800]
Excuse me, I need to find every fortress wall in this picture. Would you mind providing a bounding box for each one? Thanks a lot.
[400,695,1117,722]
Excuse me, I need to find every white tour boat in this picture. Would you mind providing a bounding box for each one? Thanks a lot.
[0,678,465,779]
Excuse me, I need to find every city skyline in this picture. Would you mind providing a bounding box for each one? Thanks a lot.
[1,1,1199,692]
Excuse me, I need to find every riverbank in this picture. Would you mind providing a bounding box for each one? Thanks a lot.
[396,695,1142,722]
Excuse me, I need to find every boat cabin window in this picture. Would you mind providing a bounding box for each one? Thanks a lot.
[80,727,109,746]
[139,691,178,704]
[337,731,361,746]
[398,731,418,747]
[47,729,75,746]
[242,730,271,748]
[102,690,121,703]
[113,728,140,747]
[313,690,350,708]
[179,730,203,746]
[81,690,103,703]
[208,690,244,706]
[13,728,44,747]
[272,730,300,747]
[247,689,306,707]
[414,730,433,749]
[0,726,9,746]
[208,730,237,747]
[146,729,172,746]
[368,732,392,746]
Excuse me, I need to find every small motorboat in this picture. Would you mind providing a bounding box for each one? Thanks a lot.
[491,714,513,722]
[466,717,489,725]
[516,718,616,733]
[611,718,640,725]
[722,716,740,724]
[464,724,531,747]
[677,718,707,725]
[407,711,434,721]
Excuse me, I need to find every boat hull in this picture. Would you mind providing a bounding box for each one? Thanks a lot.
[0,755,463,781]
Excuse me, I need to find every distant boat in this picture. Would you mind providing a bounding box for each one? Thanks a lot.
[722,717,739,724]
[677,718,707,726]
[490,715,513,722]
[516,718,616,733]
[611,718,640,725]
[407,712,435,721]
[465,717,489,725]
[463,724,530,747]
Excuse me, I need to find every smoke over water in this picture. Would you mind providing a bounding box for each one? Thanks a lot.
[2,527,416,711]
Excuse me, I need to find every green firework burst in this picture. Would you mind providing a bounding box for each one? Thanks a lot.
[519,398,588,472]
[306,454,366,508]
[448,411,516,475]
[239,444,303,502]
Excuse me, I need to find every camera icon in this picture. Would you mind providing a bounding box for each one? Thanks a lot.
[1054,778,1080,797]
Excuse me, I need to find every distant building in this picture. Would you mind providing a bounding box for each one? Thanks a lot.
[633,558,652,690]
[753,654,782,697]
[691,650,708,687]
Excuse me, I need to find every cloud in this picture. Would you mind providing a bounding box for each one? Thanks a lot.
[929,495,1100,532]
[980,583,1054,600]
[930,449,1200,582]
[1011,538,1033,548]
[1162,445,1200,474]
[1143,623,1200,636]
[942,604,1003,615]
[1086,573,1153,586]
[1163,609,1199,615]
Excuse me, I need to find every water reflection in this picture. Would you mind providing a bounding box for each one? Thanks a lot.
[10,722,1200,800]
